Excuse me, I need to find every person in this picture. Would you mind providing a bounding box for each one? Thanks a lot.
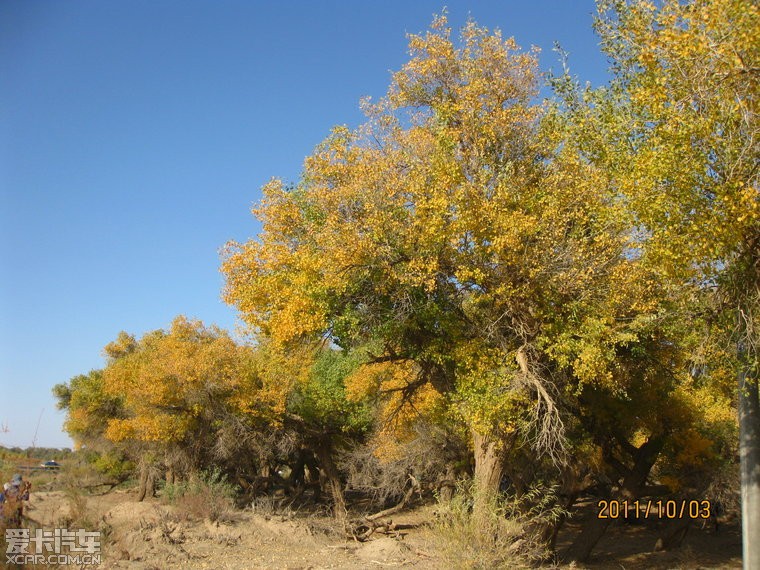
[1,474,31,526]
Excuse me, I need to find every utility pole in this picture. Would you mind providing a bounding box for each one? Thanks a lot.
[739,364,760,570]
[31,408,44,449]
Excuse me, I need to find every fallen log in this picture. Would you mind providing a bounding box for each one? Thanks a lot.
[350,477,420,542]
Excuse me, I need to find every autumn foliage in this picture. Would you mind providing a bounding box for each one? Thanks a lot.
[56,1,757,563]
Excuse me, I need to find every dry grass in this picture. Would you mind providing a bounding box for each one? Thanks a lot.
[430,482,565,569]
[56,486,93,529]
[161,468,236,523]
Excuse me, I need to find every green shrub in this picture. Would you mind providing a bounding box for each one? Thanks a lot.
[162,468,235,522]
[91,452,134,480]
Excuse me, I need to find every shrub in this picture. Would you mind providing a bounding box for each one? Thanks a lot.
[162,468,235,522]
[431,480,565,569]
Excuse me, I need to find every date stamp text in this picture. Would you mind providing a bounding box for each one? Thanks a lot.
[596,499,713,520]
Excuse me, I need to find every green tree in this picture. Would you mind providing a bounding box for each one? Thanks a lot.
[53,370,134,480]
[286,348,373,517]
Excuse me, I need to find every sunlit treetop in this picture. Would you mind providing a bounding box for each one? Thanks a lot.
[561,0,758,278]
[221,15,658,455]
[102,316,255,444]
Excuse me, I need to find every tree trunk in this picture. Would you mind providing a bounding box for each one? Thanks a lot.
[137,463,149,502]
[438,464,457,503]
[290,449,306,490]
[654,517,691,551]
[739,365,760,570]
[563,436,664,563]
[309,454,322,502]
[539,464,589,557]
[146,469,156,499]
[471,430,505,522]
[316,442,346,519]
[137,461,157,502]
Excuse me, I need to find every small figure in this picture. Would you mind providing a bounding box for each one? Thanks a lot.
[1,474,31,526]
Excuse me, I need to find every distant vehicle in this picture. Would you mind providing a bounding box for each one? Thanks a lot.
[40,460,61,470]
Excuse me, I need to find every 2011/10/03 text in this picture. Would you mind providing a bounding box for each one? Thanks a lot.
[597,499,713,520]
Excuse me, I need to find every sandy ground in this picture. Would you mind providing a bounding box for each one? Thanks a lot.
[21,490,441,570]
[12,489,744,569]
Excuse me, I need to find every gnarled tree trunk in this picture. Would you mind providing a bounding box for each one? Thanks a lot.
[538,463,591,558]
[471,430,505,523]
[438,464,458,503]
[563,435,664,563]
[316,441,346,519]
[137,461,156,502]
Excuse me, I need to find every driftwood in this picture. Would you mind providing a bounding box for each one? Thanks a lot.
[352,520,400,542]
[350,477,420,542]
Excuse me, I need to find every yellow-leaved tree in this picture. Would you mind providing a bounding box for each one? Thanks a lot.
[222,15,639,519]
[101,316,257,500]
[552,0,757,562]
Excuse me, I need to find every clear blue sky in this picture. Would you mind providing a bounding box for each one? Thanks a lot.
[0,1,609,449]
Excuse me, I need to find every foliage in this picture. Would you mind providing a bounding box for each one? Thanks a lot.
[289,347,372,435]
[220,13,645,477]
[90,450,135,481]
[53,370,125,450]
[595,0,757,272]
[556,0,758,356]
[54,316,283,492]
[101,316,253,446]
[549,0,754,502]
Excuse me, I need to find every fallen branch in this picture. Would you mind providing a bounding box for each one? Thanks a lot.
[366,483,417,522]
[350,477,420,541]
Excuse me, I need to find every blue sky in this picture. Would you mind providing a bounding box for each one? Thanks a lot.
[0,1,609,448]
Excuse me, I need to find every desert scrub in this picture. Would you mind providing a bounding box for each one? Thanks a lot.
[431,480,565,569]
[55,486,95,530]
[161,468,236,522]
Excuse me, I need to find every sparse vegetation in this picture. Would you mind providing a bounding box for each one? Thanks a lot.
[431,481,566,569]
[161,468,236,523]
